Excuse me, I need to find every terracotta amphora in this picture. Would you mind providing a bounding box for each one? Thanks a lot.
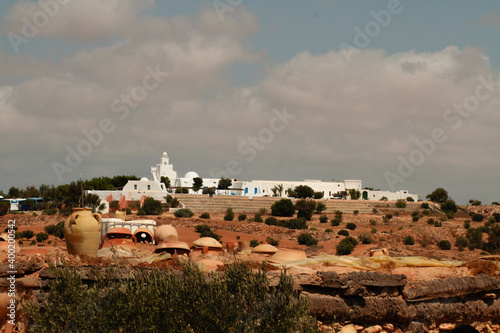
[64,208,102,257]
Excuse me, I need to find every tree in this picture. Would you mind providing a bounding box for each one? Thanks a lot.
[295,199,316,221]
[22,186,40,198]
[271,184,284,197]
[8,186,20,198]
[160,176,171,189]
[426,188,448,203]
[218,178,232,190]
[441,200,457,213]
[468,199,481,206]
[85,193,101,210]
[0,202,9,216]
[348,189,360,200]
[294,185,314,199]
[271,199,295,217]
[192,177,203,193]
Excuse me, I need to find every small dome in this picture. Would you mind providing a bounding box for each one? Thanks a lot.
[140,177,149,181]
[184,171,199,179]
[192,237,222,248]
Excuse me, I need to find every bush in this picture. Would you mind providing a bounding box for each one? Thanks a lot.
[271,199,295,217]
[199,212,211,219]
[250,239,260,247]
[325,229,333,233]
[464,220,471,229]
[472,213,484,222]
[44,221,65,239]
[372,208,378,214]
[238,214,247,221]
[385,213,393,220]
[143,197,162,215]
[406,197,414,202]
[295,199,316,221]
[330,217,341,226]
[412,216,419,222]
[254,213,263,223]
[266,237,279,246]
[369,219,377,226]
[195,224,221,242]
[59,206,73,216]
[403,236,415,245]
[353,210,359,215]
[441,200,457,213]
[0,201,9,216]
[20,230,34,240]
[358,234,372,244]
[174,209,194,218]
[455,236,468,251]
[336,237,358,255]
[466,227,484,250]
[437,240,452,250]
[313,191,324,200]
[434,220,442,227]
[224,208,235,221]
[427,218,435,225]
[445,211,454,219]
[319,215,328,223]
[346,223,357,230]
[36,232,49,243]
[395,200,406,208]
[338,229,349,237]
[421,202,429,209]
[315,202,326,214]
[42,207,58,215]
[294,185,315,199]
[265,217,278,225]
[25,261,319,333]
[297,233,318,246]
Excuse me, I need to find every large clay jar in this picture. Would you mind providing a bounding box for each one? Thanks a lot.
[64,208,102,257]
[153,225,178,244]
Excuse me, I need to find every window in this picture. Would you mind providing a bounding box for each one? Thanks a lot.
[147,185,151,190]
[134,185,137,190]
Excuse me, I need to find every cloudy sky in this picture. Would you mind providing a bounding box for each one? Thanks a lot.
[1,0,499,204]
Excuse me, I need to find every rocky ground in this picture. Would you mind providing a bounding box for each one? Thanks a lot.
[1,204,499,332]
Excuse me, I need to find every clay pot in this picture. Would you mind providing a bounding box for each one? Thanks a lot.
[114,211,126,220]
[154,241,190,256]
[269,249,307,263]
[133,227,154,244]
[238,240,252,252]
[64,208,102,257]
[226,241,237,254]
[100,228,136,249]
[251,244,278,254]
[154,225,178,243]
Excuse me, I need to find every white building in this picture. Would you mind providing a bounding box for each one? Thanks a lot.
[87,152,419,208]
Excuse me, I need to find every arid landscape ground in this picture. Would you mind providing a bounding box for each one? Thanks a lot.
[1,199,499,332]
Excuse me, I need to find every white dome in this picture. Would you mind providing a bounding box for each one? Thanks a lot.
[184,171,199,179]
[140,177,149,181]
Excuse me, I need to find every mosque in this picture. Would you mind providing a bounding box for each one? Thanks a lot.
[87,152,418,212]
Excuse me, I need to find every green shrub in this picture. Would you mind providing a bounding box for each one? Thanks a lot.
[20,230,34,240]
[238,214,247,221]
[464,220,471,229]
[422,209,430,215]
[330,217,341,226]
[224,208,235,221]
[403,236,415,245]
[472,213,484,222]
[266,237,279,246]
[427,218,435,225]
[42,207,58,215]
[0,201,9,216]
[265,217,278,225]
[313,191,324,200]
[437,240,451,250]
[199,212,211,219]
[194,224,221,242]
[319,215,328,223]
[254,213,263,223]
[25,261,320,333]
[441,200,457,213]
[369,219,377,226]
[44,221,65,239]
[295,199,316,221]
[338,229,349,237]
[466,227,484,250]
[385,213,393,220]
[325,229,333,233]
[445,211,454,219]
[434,220,442,227]
[30,240,36,245]
[297,233,318,246]
[143,197,162,215]
[372,208,378,214]
[36,232,49,243]
[395,199,406,208]
[174,208,194,218]
[358,234,372,244]
[59,206,73,216]
[250,239,260,247]
[336,237,358,255]
[421,202,429,209]
[353,210,359,215]
[346,223,357,230]
[455,236,468,251]
[412,216,419,222]
[315,202,326,214]
[370,228,377,234]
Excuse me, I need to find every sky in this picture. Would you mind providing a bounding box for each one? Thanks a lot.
[0,0,499,204]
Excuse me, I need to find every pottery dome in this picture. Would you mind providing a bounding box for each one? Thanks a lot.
[154,225,178,243]
[192,237,222,248]
[269,249,307,263]
[251,244,278,254]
